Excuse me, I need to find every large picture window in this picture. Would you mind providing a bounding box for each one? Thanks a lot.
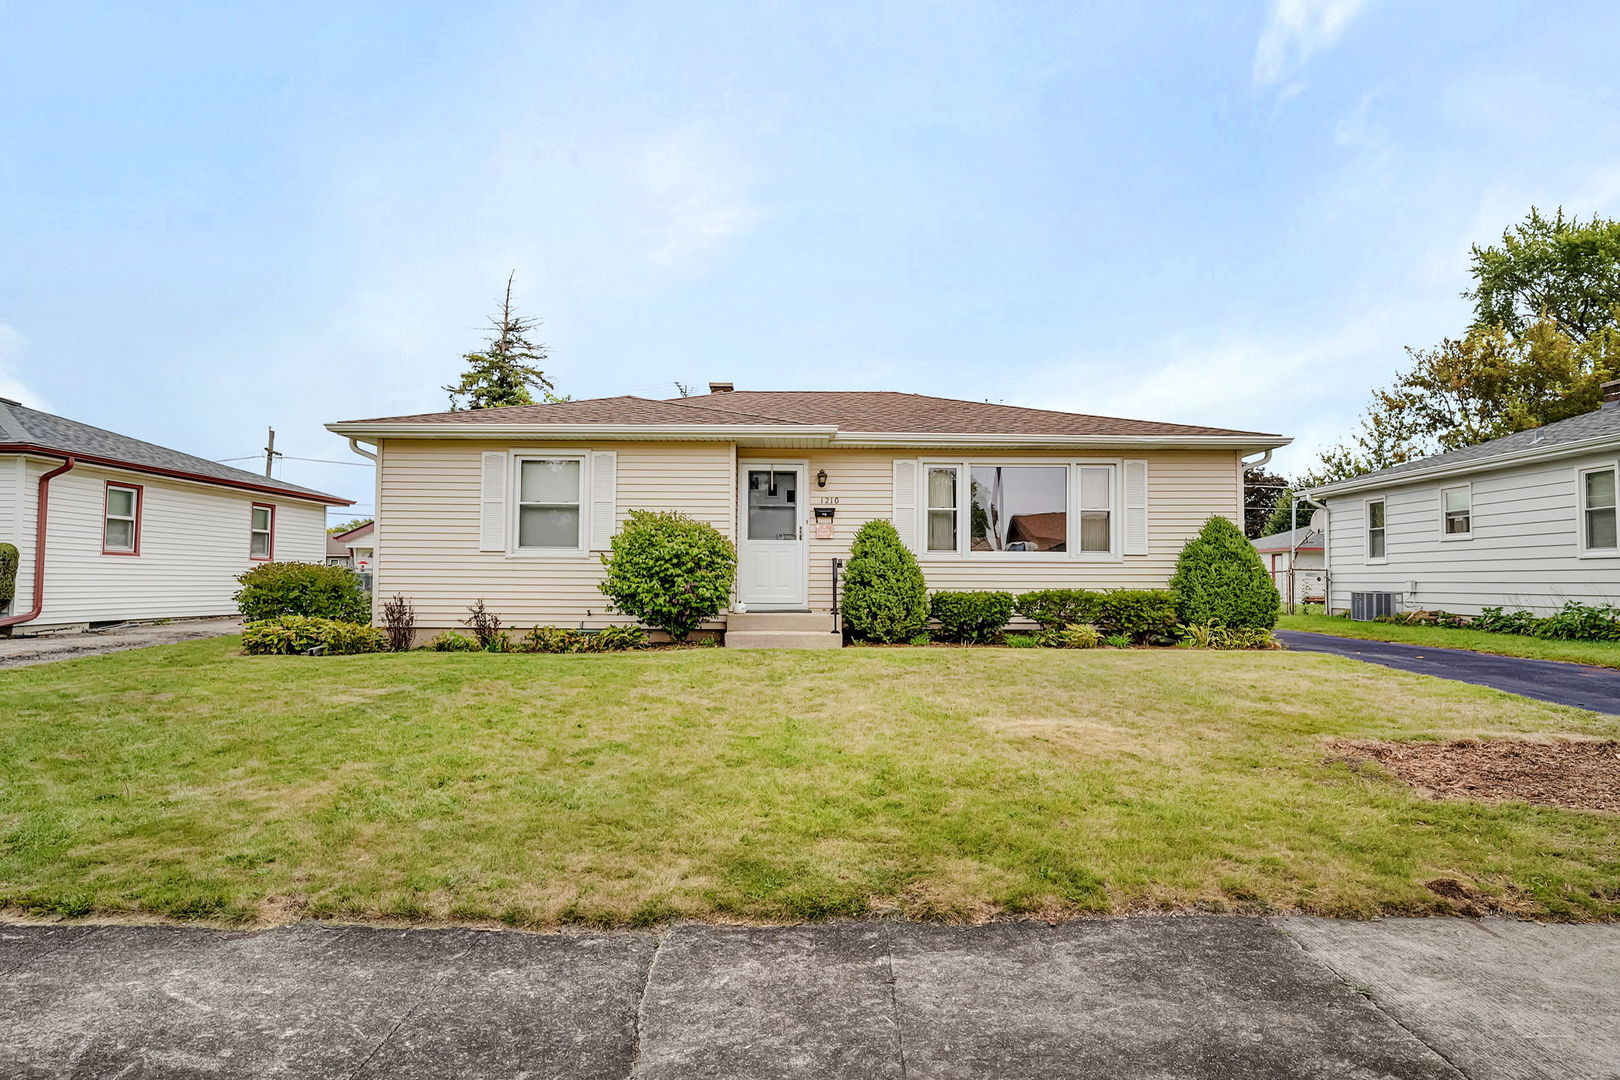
[920,462,1117,556]
[517,458,583,549]
[1582,466,1617,552]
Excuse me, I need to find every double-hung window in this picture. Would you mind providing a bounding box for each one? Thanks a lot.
[516,457,583,550]
[250,504,275,560]
[1440,485,1471,538]
[1581,466,1618,553]
[1366,498,1387,562]
[103,483,141,555]
[921,462,1115,556]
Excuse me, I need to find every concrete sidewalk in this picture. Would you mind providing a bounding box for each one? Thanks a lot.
[2,917,1614,1079]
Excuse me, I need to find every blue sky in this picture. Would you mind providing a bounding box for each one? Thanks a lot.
[4,1,1620,517]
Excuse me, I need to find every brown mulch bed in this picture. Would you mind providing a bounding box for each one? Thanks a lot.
[1329,738,1620,813]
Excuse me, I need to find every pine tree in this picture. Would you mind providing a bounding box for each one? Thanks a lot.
[443,273,564,410]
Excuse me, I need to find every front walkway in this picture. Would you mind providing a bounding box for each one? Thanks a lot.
[0,617,241,670]
[3,916,1614,1078]
[1277,629,1620,713]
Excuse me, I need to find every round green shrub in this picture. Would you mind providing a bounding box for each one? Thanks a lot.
[1013,589,1101,631]
[1168,516,1280,630]
[241,616,387,655]
[930,591,1015,644]
[841,520,929,643]
[234,562,370,623]
[598,510,736,643]
[0,541,18,607]
[427,630,479,652]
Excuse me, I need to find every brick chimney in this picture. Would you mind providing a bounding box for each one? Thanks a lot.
[1603,379,1620,407]
[708,381,735,394]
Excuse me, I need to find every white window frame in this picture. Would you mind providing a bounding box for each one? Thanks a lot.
[924,465,960,553]
[249,503,275,561]
[103,482,141,555]
[1438,483,1472,541]
[511,453,588,556]
[1578,463,1620,558]
[1365,497,1388,564]
[915,458,1120,561]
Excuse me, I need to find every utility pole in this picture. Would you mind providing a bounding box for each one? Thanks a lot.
[263,427,281,477]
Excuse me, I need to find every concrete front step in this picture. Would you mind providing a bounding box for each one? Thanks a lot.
[727,611,837,633]
[724,629,844,649]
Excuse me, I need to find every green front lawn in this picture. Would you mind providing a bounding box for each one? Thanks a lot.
[2,637,1616,927]
[1279,614,1620,669]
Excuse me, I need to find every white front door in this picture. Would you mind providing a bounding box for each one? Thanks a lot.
[737,463,808,609]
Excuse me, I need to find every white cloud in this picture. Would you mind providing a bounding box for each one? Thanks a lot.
[635,124,764,270]
[1253,0,1369,90]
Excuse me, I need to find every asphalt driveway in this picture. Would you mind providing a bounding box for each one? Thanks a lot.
[0,618,241,670]
[2,916,1616,1079]
[1277,630,1620,713]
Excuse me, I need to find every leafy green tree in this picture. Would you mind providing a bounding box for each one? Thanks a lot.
[1168,516,1279,629]
[840,519,929,643]
[1468,207,1620,342]
[1261,489,1314,538]
[1243,467,1289,537]
[444,273,563,410]
[326,518,372,535]
[598,510,736,642]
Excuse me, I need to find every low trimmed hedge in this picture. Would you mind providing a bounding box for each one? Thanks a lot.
[518,625,649,653]
[241,616,388,656]
[1094,589,1179,644]
[1013,589,1101,631]
[930,591,1015,644]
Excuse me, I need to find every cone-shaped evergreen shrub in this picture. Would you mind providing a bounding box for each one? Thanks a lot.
[841,519,929,643]
[1168,515,1280,629]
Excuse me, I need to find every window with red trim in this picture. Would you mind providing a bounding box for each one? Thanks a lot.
[103,482,142,555]
[250,503,275,560]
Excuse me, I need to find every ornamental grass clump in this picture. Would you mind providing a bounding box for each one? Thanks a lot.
[841,520,929,643]
[1168,516,1280,630]
[598,510,736,643]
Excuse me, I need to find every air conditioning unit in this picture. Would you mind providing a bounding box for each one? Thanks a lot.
[1350,592,1398,621]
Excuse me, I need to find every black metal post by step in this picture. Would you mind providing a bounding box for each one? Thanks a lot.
[831,558,844,616]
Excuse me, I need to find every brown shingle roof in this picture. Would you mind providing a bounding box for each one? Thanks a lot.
[334,395,801,427]
[335,390,1280,439]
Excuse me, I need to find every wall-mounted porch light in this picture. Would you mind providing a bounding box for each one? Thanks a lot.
[816,469,828,488]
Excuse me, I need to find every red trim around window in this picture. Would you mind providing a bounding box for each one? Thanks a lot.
[102,481,143,556]
[250,502,276,561]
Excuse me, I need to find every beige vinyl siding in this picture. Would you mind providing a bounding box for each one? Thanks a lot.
[376,439,735,629]
[740,447,1243,608]
[1323,450,1620,615]
[10,457,327,628]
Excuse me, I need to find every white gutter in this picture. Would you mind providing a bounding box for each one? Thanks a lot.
[324,423,1290,452]
[1241,448,1274,471]
[1302,431,1620,499]
[346,437,379,462]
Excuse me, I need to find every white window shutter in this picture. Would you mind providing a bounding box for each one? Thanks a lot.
[892,459,919,551]
[1123,460,1149,555]
[588,451,618,550]
[479,452,508,552]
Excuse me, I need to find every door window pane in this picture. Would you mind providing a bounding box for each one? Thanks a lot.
[519,505,581,548]
[970,466,1067,552]
[520,459,580,503]
[747,470,798,541]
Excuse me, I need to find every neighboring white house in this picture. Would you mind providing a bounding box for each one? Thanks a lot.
[327,385,1290,645]
[0,398,351,633]
[1250,521,1325,608]
[1301,383,1620,617]
[325,520,375,570]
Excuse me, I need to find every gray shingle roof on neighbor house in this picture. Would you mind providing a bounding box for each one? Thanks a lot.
[1251,527,1323,553]
[0,398,349,504]
[1307,402,1620,494]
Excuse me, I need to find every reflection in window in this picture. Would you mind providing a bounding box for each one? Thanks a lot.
[970,466,1067,552]
[747,469,798,541]
[926,467,957,551]
[518,459,582,548]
